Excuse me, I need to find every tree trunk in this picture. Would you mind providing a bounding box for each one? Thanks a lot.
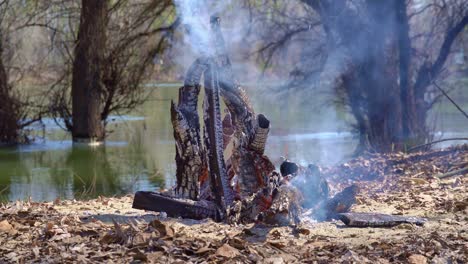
[71,0,108,143]
[311,1,405,153]
[0,33,19,145]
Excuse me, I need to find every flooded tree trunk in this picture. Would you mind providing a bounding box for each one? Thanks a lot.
[71,0,108,144]
[0,33,19,144]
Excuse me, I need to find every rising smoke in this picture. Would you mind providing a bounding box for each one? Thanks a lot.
[171,0,352,167]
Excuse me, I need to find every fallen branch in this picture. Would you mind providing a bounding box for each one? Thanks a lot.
[433,82,468,120]
[408,138,468,152]
[436,167,468,179]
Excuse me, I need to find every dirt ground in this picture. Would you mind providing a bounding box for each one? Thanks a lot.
[0,146,467,263]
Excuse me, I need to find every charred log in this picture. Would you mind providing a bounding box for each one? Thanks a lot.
[250,114,270,154]
[203,61,235,209]
[338,212,427,227]
[132,191,221,221]
[134,16,302,226]
[171,58,210,200]
[259,184,303,226]
[280,160,299,177]
[316,184,359,221]
[228,171,302,226]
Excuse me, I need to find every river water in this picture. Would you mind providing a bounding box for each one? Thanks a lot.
[0,84,466,202]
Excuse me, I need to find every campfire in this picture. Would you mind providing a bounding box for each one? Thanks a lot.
[132,16,425,227]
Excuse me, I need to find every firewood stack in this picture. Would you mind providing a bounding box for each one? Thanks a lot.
[132,16,358,226]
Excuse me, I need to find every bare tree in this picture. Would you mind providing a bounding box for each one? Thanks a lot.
[0,0,50,145]
[48,0,178,142]
[250,0,468,153]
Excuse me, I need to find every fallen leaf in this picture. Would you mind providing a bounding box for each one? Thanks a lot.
[0,220,14,233]
[269,240,286,249]
[216,243,240,258]
[195,246,213,255]
[408,254,427,264]
[149,219,174,238]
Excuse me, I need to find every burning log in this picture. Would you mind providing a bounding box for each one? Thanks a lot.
[316,184,359,221]
[203,59,235,209]
[133,15,357,226]
[171,58,210,200]
[249,114,270,155]
[281,160,358,221]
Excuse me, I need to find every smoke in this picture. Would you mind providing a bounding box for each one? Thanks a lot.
[174,0,220,56]
[171,0,356,167]
[172,0,263,82]
[173,1,238,58]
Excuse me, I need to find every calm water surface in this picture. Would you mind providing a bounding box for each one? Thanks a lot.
[0,84,466,201]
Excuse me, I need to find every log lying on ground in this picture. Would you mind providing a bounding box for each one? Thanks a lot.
[132,191,222,221]
[338,212,427,227]
[436,166,468,179]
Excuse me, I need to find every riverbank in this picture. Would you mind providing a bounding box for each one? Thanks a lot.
[0,146,466,263]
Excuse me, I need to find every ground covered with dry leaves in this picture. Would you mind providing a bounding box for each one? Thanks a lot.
[0,145,467,263]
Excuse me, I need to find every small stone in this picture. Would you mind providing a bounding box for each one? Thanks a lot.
[408,254,427,264]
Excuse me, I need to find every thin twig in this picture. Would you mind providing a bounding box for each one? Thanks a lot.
[433,81,468,120]
[408,137,468,152]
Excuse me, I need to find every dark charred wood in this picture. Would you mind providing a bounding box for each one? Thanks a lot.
[210,14,255,139]
[280,160,299,177]
[250,114,270,154]
[171,57,212,200]
[222,110,234,149]
[315,184,359,221]
[132,191,222,221]
[140,16,300,226]
[338,212,427,227]
[228,171,301,226]
[203,61,235,209]
[259,184,303,226]
[171,99,205,200]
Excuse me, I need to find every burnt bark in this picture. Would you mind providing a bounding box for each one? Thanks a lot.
[71,0,109,143]
[203,61,234,208]
[133,191,221,221]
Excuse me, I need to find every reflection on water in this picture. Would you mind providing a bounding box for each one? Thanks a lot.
[0,85,466,202]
